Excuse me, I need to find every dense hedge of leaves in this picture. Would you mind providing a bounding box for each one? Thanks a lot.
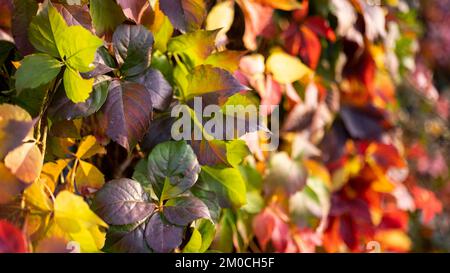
[0,0,448,253]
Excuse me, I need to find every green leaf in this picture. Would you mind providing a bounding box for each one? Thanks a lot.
[147,141,200,201]
[241,191,264,214]
[90,0,126,37]
[58,26,103,72]
[132,158,151,187]
[168,30,219,68]
[15,54,62,93]
[113,24,154,77]
[183,228,202,253]
[63,66,94,103]
[226,140,250,168]
[196,219,215,252]
[199,166,247,208]
[28,0,67,58]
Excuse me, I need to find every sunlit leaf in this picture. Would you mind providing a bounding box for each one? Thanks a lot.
[266,50,313,84]
[204,51,246,72]
[28,0,67,58]
[184,65,248,102]
[53,191,108,252]
[205,0,235,45]
[4,142,42,184]
[58,25,103,73]
[74,160,105,195]
[63,66,95,103]
[75,135,106,159]
[199,166,247,208]
[167,29,218,68]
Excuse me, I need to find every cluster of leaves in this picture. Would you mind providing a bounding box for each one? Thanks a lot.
[0,0,448,253]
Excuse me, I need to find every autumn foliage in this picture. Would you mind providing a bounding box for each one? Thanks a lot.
[0,0,449,253]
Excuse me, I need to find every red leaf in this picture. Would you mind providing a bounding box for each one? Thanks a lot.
[252,208,275,251]
[304,16,336,41]
[0,220,27,253]
[411,186,443,224]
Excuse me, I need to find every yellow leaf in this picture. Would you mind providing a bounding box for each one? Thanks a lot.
[206,0,235,44]
[40,159,70,192]
[148,1,173,52]
[52,191,107,252]
[0,104,34,158]
[4,142,43,184]
[0,162,24,204]
[253,0,303,11]
[75,135,106,159]
[304,160,332,190]
[374,229,412,252]
[24,179,53,212]
[25,213,51,239]
[266,50,313,84]
[75,160,105,194]
[11,61,21,69]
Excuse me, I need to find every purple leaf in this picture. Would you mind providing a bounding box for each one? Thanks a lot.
[340,106,385,140]
[93,178,155,225]
[54,3,92,30]
[128,69,173,111]
[145,212,184,253]
[141,114,175,151]
[117,0,149,22]
[113,24,154,77]
[48,78,110,121]
[163,196,210,226]
[104,223,151,253]
[159,0,206,33]
[11,0,38,55]
[103,80,153,151]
